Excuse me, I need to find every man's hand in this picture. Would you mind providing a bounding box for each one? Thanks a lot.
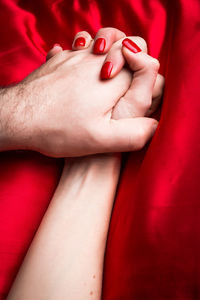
[0,46,158,157]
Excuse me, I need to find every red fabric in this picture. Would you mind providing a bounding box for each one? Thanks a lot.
[0,0,199,299]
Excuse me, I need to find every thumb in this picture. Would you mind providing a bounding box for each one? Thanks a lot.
[100,117,158,153]
[46,44,63,61]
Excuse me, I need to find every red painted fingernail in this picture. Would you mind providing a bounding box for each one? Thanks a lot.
[100,61,113,79]
[53,43,61,48]
[122,38,142,53]
[74,37,86,47]
[93,38,106,54]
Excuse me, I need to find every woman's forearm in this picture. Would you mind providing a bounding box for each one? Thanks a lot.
[7,154,121,300]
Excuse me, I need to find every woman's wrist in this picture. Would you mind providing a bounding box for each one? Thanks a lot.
[55,154,121,203]
[49,153,121,253]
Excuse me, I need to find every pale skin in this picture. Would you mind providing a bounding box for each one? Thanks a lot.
[7,154,121,300]
[7,28,164,300]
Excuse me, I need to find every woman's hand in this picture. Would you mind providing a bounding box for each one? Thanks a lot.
[71,27,165,118]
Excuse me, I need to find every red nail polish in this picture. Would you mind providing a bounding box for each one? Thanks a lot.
[93,38,106,54]
[53,43,61,48]
[74,37,86,47]
[100,61,113,79]
[122,38,142,53]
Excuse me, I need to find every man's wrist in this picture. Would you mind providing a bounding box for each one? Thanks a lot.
[0,85,30,152]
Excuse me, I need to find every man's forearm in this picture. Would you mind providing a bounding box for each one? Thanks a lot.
[0,86,26,151]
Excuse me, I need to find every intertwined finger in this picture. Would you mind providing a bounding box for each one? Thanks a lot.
[100,36,147,79]
[72,27,126,55]
[112,38,160,119]
[92,27,126,54]
[146,73,165,116]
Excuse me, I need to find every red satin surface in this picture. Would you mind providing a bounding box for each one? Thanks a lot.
[0,0,199,299]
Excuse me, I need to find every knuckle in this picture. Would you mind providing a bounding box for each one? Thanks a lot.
[143,99,152,111]
[148,57,160,71]
[119,30,126,38]
[134,94,152,113]
[153,75,165,101]
[98,26,117,31]
[97,27,124,37]
[97,28,106,35]
[104,27,126,36]
[159,74,165,88]
[156,77,165,97]
[137,100,152,113]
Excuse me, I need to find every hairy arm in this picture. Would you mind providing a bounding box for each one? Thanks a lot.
[0,84,33,152]
[0,87,20,151]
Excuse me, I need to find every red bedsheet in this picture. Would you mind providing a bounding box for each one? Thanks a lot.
[0,0,199,299]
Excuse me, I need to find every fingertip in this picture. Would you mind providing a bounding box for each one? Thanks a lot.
[100,41,126,80]
[100,61,122,80]
[100,61,113,79]
[46,44,63,61]
[74,37,86,48]
[72,31,93,50]
[121,42,146,72]
[93,38,106,54]
[122,38,142,54]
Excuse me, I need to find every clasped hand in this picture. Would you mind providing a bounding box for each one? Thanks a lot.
[2,28,164,157]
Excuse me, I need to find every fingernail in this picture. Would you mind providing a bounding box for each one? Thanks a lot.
[74,37,86,47]
[122,38,142,53]
[100,61,113,79]
[53,43,61,48]
[93,38,106,54]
